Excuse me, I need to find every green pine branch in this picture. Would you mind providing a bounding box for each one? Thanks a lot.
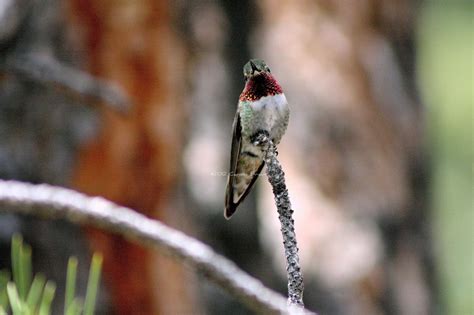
[0,235,102,315]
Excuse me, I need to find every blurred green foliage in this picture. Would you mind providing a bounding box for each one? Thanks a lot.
[0,235,102,315]
[417,1,473,314]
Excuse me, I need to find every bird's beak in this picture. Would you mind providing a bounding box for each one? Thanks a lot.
[250,60,258,73]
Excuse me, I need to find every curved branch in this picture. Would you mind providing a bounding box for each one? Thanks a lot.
[0,180,314,314]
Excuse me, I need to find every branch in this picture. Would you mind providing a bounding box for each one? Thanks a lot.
[4,54,130,113]
[0,180,314,315]
[254,132,305,307]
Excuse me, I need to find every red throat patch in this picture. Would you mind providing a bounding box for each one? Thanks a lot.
[239,72,283,101]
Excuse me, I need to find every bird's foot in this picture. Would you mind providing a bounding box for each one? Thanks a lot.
[251,130,270,146]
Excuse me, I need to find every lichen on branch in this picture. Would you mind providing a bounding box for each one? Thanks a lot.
[253,132,305,307]
[0,179,314,314]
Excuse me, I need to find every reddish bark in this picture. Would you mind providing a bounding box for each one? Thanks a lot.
[66,1,192,313]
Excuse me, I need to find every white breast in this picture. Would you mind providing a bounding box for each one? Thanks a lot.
[251,93,288,112]
[248,93,289,143]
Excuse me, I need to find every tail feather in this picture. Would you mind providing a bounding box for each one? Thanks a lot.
[224,161,265,219]
[224,175,239,219]
[224,203,237,220]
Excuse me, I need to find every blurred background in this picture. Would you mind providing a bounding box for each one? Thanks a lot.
[0,0,472,314]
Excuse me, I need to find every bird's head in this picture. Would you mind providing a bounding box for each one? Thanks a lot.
[240,59,282,101]
[243,59,271,80]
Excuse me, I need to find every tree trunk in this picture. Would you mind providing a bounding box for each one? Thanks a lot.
[67,1,199,314]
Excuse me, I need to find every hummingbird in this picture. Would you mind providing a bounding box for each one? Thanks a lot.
[224,59,289,219]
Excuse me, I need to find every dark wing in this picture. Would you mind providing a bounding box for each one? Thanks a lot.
[224,110,265,219]
[225,110,242,218]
